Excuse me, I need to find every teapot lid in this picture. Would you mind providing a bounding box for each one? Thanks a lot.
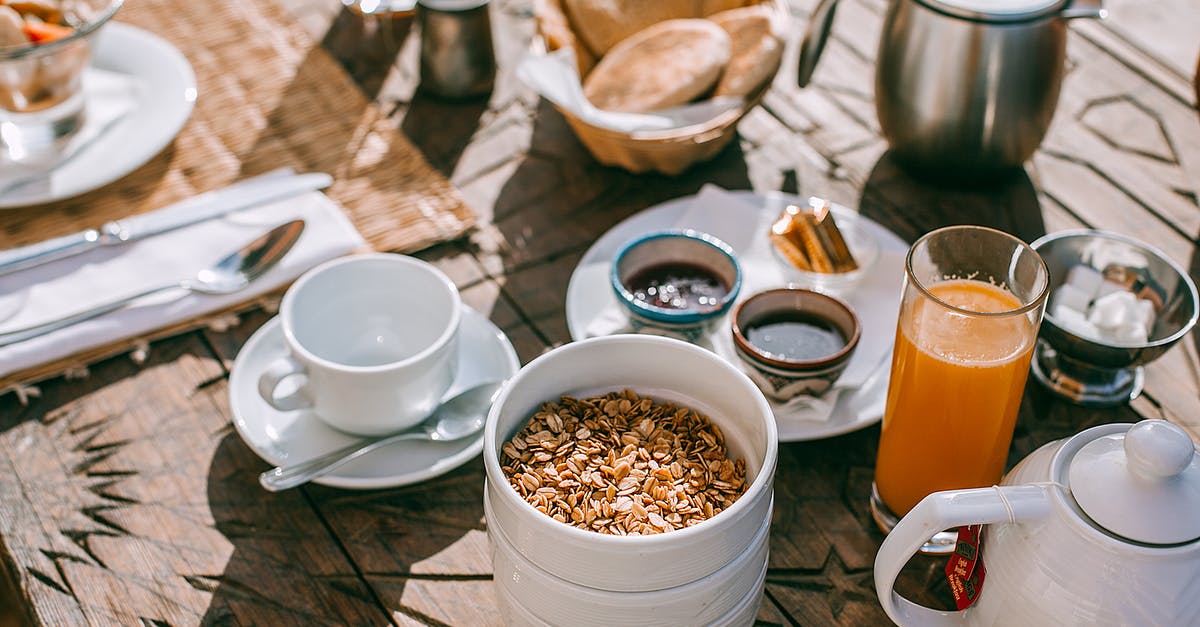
[1068,420,1200,545]
[919,0,1067,21]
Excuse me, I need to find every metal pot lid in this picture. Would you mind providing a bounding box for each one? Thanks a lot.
[1068,420,1200,545]
[917,0,1068,21]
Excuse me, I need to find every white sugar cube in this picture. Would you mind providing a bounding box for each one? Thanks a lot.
[1133,299,1156,338]
[1050,284,1091,315]
[1066,265,1104,299]
[1053,305,1100,339]
[1095,280,1126,302]
[1112,322,1149,345]
[1088,290,1137,330]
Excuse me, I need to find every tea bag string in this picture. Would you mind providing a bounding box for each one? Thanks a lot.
[991,482,1067,524]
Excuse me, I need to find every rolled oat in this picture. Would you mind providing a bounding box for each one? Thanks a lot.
[500,389,747,535]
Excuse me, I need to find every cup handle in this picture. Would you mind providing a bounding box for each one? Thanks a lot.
[257,355,313,411]
[873,486,1052,626]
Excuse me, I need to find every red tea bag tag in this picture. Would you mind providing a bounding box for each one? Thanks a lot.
[944,524,986,610]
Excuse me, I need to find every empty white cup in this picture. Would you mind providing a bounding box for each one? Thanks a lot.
[257,253,461,436]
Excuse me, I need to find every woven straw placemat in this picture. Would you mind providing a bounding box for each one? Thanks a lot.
[0,0,476,395]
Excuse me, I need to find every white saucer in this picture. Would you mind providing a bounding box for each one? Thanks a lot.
[0,22,197,208]
[229,307,520,489]
[565,190,909,442]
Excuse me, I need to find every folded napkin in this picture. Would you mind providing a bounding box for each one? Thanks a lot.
[583,185,904,422]
[516,48,744,133]
[0,68,142,193]
[0,191,366,379]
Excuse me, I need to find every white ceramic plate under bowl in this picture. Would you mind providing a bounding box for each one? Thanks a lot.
[230,307,520,489]
[0,22,197,208]
[565,189,910,442]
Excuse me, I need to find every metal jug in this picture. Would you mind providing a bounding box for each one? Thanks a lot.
[798,0,1106,178]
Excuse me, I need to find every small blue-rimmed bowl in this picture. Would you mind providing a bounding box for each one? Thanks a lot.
[610,230,742,342]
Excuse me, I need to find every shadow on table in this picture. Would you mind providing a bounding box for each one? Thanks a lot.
[484,99,754,270]
[470,100,755,343]
[202,432,484,623]
[858,150,1046,245]
[322,7,415,101]
[401,91,490,178]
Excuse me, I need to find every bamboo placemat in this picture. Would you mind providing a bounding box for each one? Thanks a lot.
[0,0,477,395]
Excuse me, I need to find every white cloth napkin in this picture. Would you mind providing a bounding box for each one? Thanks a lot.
[0,68,142,193]
[516,48,745,133]
[0,191,366,379]
[584,184,904,422]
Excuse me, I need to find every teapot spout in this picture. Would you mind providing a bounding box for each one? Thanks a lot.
[1061,0,1106,20]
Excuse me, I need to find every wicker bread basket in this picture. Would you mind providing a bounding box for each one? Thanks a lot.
[533,0,787,176]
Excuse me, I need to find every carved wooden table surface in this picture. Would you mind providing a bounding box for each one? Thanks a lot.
[2,0,1198,624]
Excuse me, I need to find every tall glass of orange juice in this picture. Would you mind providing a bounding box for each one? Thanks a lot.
[871,225,1048,554]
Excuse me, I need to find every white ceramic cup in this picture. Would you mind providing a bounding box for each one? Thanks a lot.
[257,254,461,436]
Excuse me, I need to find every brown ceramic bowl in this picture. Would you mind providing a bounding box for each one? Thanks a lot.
[731,288,861,400]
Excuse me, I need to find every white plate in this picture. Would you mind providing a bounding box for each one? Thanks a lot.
[230,307,520,489]
[565,190,909,442]
[0,22,197,208]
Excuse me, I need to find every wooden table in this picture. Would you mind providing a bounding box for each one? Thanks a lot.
[2,0,1198,624]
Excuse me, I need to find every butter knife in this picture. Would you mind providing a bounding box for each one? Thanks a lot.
[0,170,333,276]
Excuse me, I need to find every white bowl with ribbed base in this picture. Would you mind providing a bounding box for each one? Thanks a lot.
[482,335,778,593]
[488,488,771,626]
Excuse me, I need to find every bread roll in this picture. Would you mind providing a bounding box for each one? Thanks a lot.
[564,0,698,56]
[709,6,783,97]
[583,19,731,113]
[536,0,596,76]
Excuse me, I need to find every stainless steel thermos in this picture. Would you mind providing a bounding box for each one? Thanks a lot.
[798,0,1106,177]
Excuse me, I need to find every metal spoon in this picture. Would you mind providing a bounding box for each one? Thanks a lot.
[0,219,305,347]
[258,381,504,492]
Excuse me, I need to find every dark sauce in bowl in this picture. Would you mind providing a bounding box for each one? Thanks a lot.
[627,262,729,312]
[744,312,846,361]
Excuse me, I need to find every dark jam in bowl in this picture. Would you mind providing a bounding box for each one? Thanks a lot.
[744,312,846,361]
[627,262,729,312]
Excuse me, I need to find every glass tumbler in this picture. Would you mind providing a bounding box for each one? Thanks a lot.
[870,225,1049,554]
[0,0,123,162]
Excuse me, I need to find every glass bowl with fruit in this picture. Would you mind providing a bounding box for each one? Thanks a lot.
[0,0,124,159]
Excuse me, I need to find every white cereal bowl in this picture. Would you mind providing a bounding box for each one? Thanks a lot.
[487,489,771,626]
[482,334,778,592]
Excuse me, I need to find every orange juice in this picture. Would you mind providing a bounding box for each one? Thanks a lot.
[875,279,1035,517]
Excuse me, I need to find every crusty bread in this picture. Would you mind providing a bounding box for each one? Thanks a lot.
[709,6,783,97]
[701,0,748,15]
[583,19,731,113]
[564,0,698,56]
[536,0,596,76]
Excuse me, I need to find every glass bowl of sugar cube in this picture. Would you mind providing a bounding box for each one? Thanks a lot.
[1030,230,1198,406]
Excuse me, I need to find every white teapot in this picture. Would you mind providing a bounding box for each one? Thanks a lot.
[874,419,1200,626]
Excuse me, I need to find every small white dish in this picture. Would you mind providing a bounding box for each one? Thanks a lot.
[565,190,909,442]
[769,200,882,294]
[230,307,519,489]
[0,22,197,209]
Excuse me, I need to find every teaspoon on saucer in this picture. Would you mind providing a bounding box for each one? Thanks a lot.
[258,381,504,492]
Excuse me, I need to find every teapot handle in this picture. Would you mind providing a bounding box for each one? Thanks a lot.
[796,0,840,88]
[874,485,1053,627]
